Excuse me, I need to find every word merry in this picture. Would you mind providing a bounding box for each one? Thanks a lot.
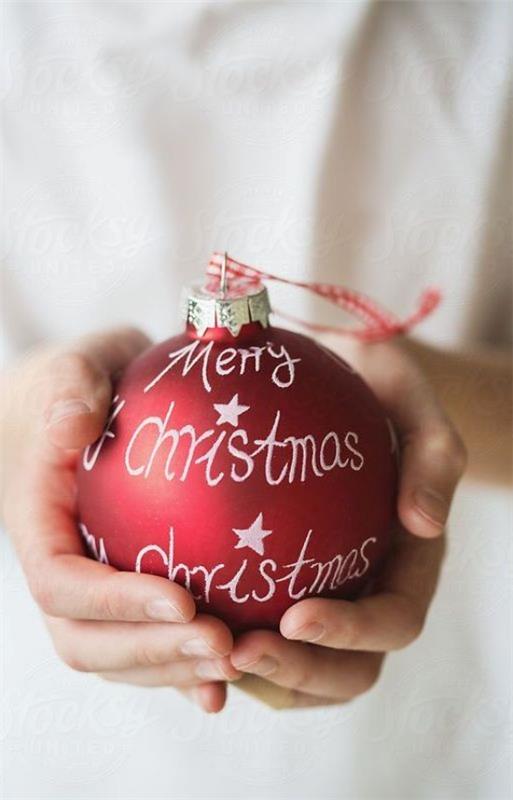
[144,339,301,394]
[124,401,364,487]
[134,525,377,605]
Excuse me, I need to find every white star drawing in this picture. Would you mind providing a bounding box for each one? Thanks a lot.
[213,393,250,427]
[232,513,273,556]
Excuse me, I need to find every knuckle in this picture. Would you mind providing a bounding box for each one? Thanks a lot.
[117,326,150,349]
[135,640,172,668]
[428,425,455,455]
[291,663,313,694]
[339,616,360,650]
[428,425,468,475]
[29,573,56,615]
[99,586,127,621]
[51,351,99,387]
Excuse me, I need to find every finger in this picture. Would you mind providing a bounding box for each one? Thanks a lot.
[6,462,192,628]
[32,554,198,623]
[281,526,445,652]
[181,683,228,713]
[281,594,421,652]
[397,420,467,538]
[353,342,466,538]
[8,333,189,626]
[9,466,196,623]
[47,614,238,673]
[231,630,383,700]
[98,657,239,688]
[235,673,342,710]
[41,326,150,450]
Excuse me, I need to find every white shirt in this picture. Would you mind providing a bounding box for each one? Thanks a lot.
[1,3,512,798]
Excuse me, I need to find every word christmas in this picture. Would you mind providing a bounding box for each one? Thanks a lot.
[81,517,378,606]
[122,400,365,486]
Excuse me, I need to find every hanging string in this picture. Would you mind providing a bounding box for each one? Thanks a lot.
[206,251,441,343]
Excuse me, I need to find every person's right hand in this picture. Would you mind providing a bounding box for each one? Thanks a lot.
[1,327,241,713]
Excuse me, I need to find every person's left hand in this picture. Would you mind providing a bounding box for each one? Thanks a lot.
[230,337,467,708]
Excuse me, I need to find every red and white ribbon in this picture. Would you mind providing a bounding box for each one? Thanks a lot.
[206,252,441,343]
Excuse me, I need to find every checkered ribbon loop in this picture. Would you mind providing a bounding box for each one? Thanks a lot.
[206,252,441,343]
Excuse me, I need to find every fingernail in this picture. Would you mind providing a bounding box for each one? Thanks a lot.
[144,598,185,623]
[414,488,448,528]
[236,655,278,677]
[46,399,92,427]
[285,622,325,642]
[195,660,229,680]
[180,638,220,658]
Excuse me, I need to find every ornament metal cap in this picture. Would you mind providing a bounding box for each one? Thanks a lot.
[181,254,272,337]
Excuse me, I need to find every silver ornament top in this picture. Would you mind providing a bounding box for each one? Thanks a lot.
[181,254,271,337]
[181,282,271,337]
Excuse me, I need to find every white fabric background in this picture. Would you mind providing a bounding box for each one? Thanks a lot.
[1,2,512,798]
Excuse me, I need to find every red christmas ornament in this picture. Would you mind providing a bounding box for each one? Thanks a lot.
[75,253,431,633]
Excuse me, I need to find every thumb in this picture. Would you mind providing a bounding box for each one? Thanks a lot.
[41,326,151,451]
[398,421,467,538]
[349,341,468,540]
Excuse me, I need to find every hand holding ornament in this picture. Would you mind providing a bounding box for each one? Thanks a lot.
[230,336,467,708]
[1,327,241,714]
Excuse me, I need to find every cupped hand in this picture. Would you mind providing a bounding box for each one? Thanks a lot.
[230,336,467,708]
[1,328,241,714]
